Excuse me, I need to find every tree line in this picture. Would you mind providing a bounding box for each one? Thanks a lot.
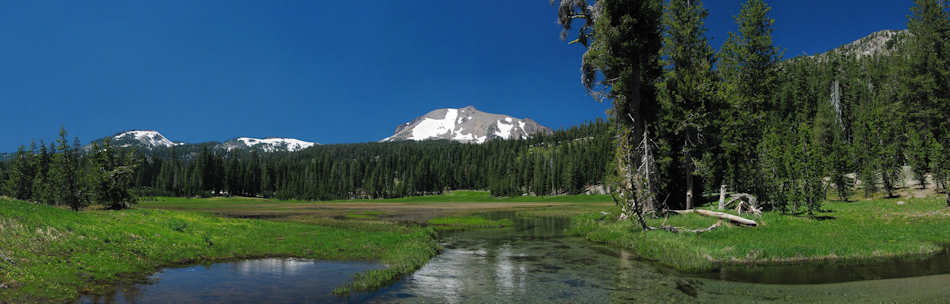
[552,0,949,223]
[1,120,614,205]
[130,119,613,200]
[0,128,137,210]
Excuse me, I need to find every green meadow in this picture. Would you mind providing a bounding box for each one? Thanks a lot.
[570,196,950,272]
[0,197,437,303]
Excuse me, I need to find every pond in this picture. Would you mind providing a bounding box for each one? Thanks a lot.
[78,258,382,304]
[80,213,950,303]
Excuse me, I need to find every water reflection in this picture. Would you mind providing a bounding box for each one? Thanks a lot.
[366,213,950,303]
[700,245,950,284]
[79,258,381,304]
[368,214,624,303]
[78,214,950,303]
[232,258,312,276]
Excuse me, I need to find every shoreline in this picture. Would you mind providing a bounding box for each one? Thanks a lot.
[567,195,950,276]
[0,198,438,303]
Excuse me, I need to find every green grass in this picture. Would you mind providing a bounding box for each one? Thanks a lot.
[569,196,950,272]
[427,216,514,230]
[0,198,438,303]
[343,211,385,220]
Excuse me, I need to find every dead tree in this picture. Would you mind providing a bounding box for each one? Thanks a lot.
[610,127,719,233]
[722,193,763,217]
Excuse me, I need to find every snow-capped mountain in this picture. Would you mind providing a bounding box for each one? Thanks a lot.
[381,106,552,143]
[110,130,182,148]
[218,137,317,152]
[84,131,316,153]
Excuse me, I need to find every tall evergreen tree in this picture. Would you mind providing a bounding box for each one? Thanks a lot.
[31,141,54,205]
[91,139,138,210]
[554,0,664,227]
[4,145,35,200]
[904,0,950,138]
[906,129,931,189]
[51,127,85,211]
[928,136,948,193]
[659,0,719,209]
[717,0,781,197]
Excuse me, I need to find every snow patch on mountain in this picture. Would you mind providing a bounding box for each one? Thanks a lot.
[495,119,514,139]
[410,109,459,140]
[381,106,552,143]
[113,130,181,148]
[225,137,316,152]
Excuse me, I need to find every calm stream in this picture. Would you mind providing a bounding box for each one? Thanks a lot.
[82,213,950,303]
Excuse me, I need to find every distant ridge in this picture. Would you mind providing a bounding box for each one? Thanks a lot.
[218,137,317,152]
[84,131,317,153]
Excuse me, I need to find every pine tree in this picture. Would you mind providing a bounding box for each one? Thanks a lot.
[4,145,35,200]
[904,0,950,138]
[31,141,54,205]
[91,138,138,210]
[928,136,948,193]
[717,0,781,197]
[827,133,854,201]
[906,129,931,189]
[554,0,664,227]
[659,0,719,209]
[51,127,85,211]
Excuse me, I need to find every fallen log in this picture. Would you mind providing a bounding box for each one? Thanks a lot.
[673,209,758,227]
[655,220,722,234]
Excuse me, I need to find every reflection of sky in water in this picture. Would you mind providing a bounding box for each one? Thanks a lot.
[369,215,627,303]
[231,258,312,277]
[78,213,950,303]
[80,258,381,304]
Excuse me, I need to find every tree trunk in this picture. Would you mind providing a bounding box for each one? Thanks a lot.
[686,173,694,210]
[675,209,758,226]
[946,192,949,207]
[718,184,727,210]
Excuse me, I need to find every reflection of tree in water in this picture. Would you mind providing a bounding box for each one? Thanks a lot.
[83,277,146,304]
[481,211,571,239]
[121,283,144,304]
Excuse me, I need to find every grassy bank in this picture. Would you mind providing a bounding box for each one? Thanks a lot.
[0,198,438,303]
[569,196,950,272]
[427,216,514,230]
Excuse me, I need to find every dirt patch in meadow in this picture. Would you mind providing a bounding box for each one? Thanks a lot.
[156,201,608,223]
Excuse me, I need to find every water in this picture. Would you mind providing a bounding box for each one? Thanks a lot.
[364,212,950,303]
[700,245,950,284]
[364,213,699,303]
[80,213,950,303]
[79,258,381,304]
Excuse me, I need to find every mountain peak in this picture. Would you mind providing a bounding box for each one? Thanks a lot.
[381,107,552,143]
[111,130,181,148]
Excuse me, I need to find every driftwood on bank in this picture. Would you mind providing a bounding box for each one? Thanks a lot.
[723,193,763,217]
[654,220,723,233]
[673,209,758,227]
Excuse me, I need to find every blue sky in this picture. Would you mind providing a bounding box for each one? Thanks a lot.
[0,0,913,151]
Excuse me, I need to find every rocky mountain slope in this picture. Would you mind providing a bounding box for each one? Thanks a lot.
[813,29,909,59]
[218,137,316,152]
[381,106,552,143]
[109,130,182,149]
